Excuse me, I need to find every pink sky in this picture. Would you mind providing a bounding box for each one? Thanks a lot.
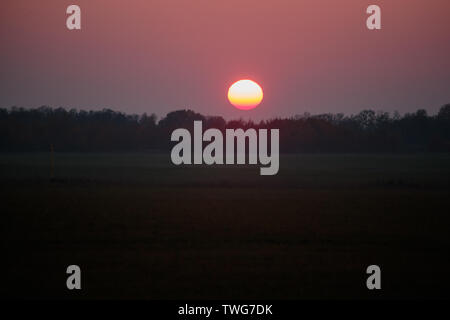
[1,0,449,119]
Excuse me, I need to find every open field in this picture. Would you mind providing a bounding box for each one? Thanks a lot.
[2,153,450,299]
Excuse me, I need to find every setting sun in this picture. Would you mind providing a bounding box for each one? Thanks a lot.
[227,79,263,110]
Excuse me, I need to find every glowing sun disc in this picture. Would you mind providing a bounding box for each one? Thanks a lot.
[228,79,263,110]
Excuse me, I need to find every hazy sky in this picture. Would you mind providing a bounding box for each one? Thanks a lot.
[1,0,449,120]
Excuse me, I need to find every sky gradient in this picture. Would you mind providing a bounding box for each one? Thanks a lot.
[1,0,449,120]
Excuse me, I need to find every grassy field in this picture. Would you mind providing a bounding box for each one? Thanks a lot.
[2,153,450,299]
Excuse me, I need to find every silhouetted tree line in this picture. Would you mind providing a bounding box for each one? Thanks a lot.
[1,105,450,153]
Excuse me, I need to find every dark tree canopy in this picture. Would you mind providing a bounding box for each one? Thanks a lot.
[1,105,449,153]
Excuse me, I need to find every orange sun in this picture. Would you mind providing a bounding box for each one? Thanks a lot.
[227,79,263,110]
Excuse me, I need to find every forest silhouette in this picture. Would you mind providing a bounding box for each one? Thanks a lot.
[1,104,449,153]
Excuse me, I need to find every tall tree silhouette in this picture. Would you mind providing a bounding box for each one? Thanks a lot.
[1,105,449,153]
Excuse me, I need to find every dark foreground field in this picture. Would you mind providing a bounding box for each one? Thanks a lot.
[1,153,450,299]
